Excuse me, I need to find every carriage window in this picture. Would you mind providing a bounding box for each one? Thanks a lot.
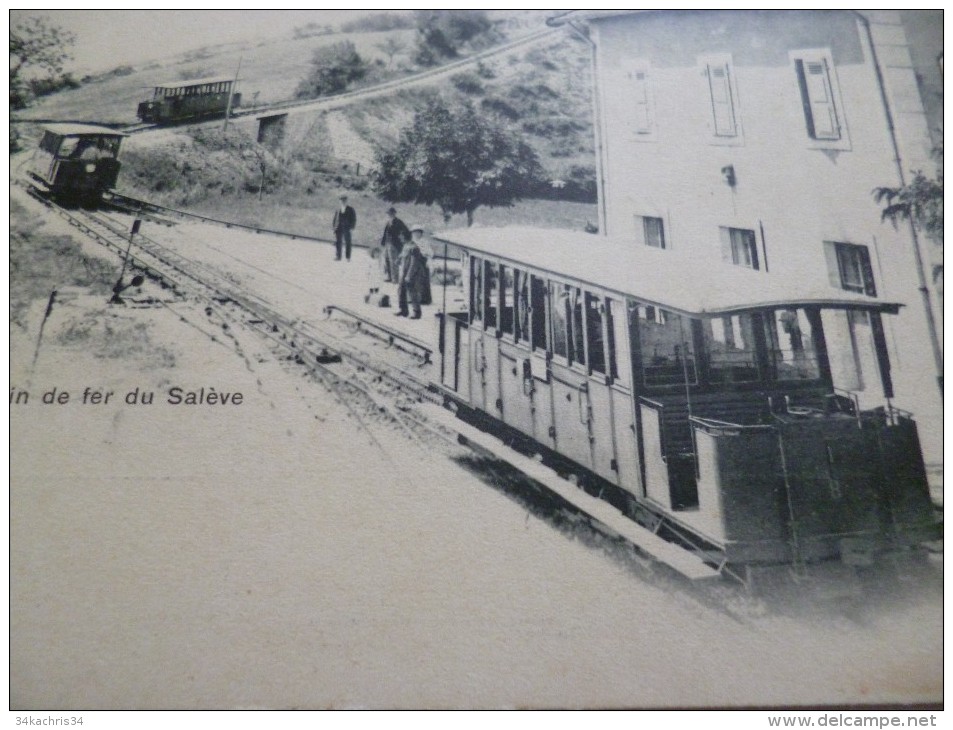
[550,283,569,359]
[570,288,586,366]
[530,277,547,351]
[515,270,530,345]
[764,309,820,381]
[484,261,498,330]
[585,293,606,375]
[638,306,697,387]
[470,257,483,324]
[607,299,631,387]
[57,137,79,157]
[702,314,761,383]
[500,265,514,335]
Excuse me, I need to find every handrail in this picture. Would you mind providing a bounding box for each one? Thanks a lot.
[689,415,775,436]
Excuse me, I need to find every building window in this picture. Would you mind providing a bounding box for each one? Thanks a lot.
[794,54,842,141]
[824,241,877,296]
[636,215,666,249]
[628,66,653,135]
[720,227,759,270]
[704,59,739,137]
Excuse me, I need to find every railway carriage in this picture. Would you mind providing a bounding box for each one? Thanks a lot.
[137,76,241,124]
[28,123,126,205]
[432,227,939,575]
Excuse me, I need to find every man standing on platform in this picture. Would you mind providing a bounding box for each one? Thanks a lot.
[379,207,410,282]
[332,194,357,261]
[395,224,427,319]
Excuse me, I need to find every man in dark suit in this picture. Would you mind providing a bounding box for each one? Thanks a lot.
[380,207,410,282]
[332,194,357,261]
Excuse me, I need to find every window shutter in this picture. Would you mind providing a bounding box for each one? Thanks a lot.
[707,63,737,136]
[823,242,844,289]
[719,227,733,264]
[858,247,877,297]
[631,70,651,133]
[796,58,840,140]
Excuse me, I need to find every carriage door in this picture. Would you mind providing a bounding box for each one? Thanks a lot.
[497,267,536,437]
[548,284,595,470]
[470,259,503,418]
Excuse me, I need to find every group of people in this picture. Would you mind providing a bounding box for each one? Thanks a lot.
[330,194,431,320]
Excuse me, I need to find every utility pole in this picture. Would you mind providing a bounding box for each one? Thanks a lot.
[223,55,242,133]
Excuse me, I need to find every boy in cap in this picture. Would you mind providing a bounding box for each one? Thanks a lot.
[331,194,357,261]
[396,224,427,319]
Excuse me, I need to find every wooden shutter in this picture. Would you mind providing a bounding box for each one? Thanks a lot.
[631,70,651,134]
[822,241,843,288]
[795,58,840,140]
[707,63,737,136]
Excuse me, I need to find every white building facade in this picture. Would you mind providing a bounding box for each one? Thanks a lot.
[564,10,943,467]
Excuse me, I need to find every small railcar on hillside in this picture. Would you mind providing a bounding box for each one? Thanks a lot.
[137,76,241,124]
[431,227,939,578]
[28,123,127,205]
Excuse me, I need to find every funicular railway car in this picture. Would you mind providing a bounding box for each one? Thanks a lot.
[137,76,240,124]
[432,227,940,577]
[28,123,126,205]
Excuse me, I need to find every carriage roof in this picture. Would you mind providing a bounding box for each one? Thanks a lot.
[152,76,237,90]
[432,226,902,317]
[41,123,127,138]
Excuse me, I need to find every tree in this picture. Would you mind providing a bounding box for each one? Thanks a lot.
[10,15,76,109]
[294,41,368,99]
[375,37,406,69]
[874,143,943,286]
[874,143,943,243]
[413,10,495,67]
[373,99,544,226]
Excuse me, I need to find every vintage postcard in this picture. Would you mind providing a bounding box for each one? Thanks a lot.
[9,9,944,715]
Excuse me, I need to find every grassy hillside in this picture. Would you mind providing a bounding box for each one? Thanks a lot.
[15,12,598,233]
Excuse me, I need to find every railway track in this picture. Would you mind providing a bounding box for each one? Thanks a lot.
[26,187,459,463]
[23,187,752,593]
[11,28,559,135]
[24,184,935,615]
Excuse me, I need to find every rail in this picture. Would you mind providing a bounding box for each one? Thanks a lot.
[14,28,559,134]
[323,304,433,363]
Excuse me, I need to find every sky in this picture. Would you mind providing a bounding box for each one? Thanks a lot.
[10,10,405,74]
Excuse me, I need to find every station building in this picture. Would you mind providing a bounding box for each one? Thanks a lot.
[553,10,943,468]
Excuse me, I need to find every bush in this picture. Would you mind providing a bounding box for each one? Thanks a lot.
[295,41,368,99]
[413,10,496,66]
[451,72,484,95]
[480,97,520,121]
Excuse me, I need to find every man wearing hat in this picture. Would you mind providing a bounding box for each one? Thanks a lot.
[332,194,357,261]
[379,206,410,282]
[395,224,427,319]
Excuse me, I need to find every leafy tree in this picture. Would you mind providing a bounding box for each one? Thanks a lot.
[10,15,76,109]
[874,143,943,242]
[874,143,943,285]
[294,41,368,99]
[413,10,495,67]
[373,99,543,226]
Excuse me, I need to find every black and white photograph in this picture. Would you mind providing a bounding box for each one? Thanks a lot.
[8,9,944,716]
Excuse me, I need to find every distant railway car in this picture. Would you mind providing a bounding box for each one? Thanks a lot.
[28,123,126,205]
[432,227,940,578]
[137,76,241,124]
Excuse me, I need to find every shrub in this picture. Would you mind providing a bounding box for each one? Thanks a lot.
[295,41,369,99]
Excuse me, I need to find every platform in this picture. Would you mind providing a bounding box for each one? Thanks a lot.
[316,247,465,366]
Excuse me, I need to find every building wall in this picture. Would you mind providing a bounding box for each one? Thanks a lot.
[589,10,942,464]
